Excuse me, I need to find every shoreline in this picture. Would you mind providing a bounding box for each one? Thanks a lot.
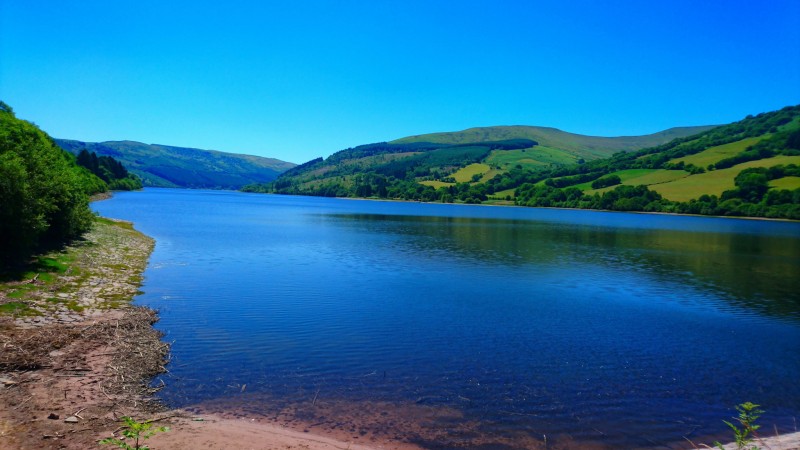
[252,189,800,223]
[146,410,420,450]
[149,186,798,223]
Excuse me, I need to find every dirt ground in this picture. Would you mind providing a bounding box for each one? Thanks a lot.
[0,219,167,449]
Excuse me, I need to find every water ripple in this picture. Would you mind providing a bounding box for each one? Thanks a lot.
[93,189,800,448]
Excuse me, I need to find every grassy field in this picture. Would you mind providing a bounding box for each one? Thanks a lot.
[486,146,576,169]
[669,136,765,167]
[420,180,452,189]
[481,167,504,182]
[651,155,800,201]
[770,176,800,191]
[489,188,517,199]
[421,163,498,187]
[573,169,689,192]
[452,163,491,182]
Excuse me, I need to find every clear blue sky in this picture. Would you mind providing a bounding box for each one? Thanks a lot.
[2,0,799,164]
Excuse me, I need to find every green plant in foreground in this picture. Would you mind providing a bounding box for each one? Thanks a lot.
[714,402,764,450]
[99,416,169,450]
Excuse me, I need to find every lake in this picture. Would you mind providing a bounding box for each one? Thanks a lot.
[93,188,800,449]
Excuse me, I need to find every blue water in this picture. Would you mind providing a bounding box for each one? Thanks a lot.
[93,189,800,448]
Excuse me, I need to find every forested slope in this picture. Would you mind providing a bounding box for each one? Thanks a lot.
[0,102,97,266]
[57,139,295,189]
[245,105,800,219]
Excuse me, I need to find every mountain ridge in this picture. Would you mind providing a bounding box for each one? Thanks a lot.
[393,125,718,159]
[56,139,296,189]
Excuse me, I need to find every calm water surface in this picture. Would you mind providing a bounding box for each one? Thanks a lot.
[93,189,800,448]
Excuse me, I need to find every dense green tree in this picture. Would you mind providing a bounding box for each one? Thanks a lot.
[730,171,769,203]
[591,174,622,189]
[0,104,95,266]
[74,149,142,190]
[787,129,800,150]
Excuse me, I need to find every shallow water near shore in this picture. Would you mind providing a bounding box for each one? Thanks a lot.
[93,188,800,448]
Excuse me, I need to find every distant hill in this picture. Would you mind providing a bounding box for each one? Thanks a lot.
[394,125,717,160]
[243,124,714,198]
[56,139,295,189]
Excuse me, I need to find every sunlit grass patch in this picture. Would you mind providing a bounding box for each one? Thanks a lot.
[651,155,800,201]
[582,169,690,194]
[419,180,453,189]
[452,163,491,183]
[0,301,38,316]
[669,136,765,167]
[769,176,800,191]
[489,188,516,199]
[36,255,71,274]
[2,253,76,285]
[7,289,28,299]
[0,302,28,313]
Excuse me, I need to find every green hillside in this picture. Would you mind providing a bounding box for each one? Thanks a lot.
[246,124,712,200]
[244,139,541,198]
[510,105,800,218]
[248,105,800,219]
[56,139,295,189]
[650,155,800,202]
[668,136,765,168]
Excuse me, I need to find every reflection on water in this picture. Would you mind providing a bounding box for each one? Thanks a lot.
[93,189,800,449]
[326,213,800,321]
